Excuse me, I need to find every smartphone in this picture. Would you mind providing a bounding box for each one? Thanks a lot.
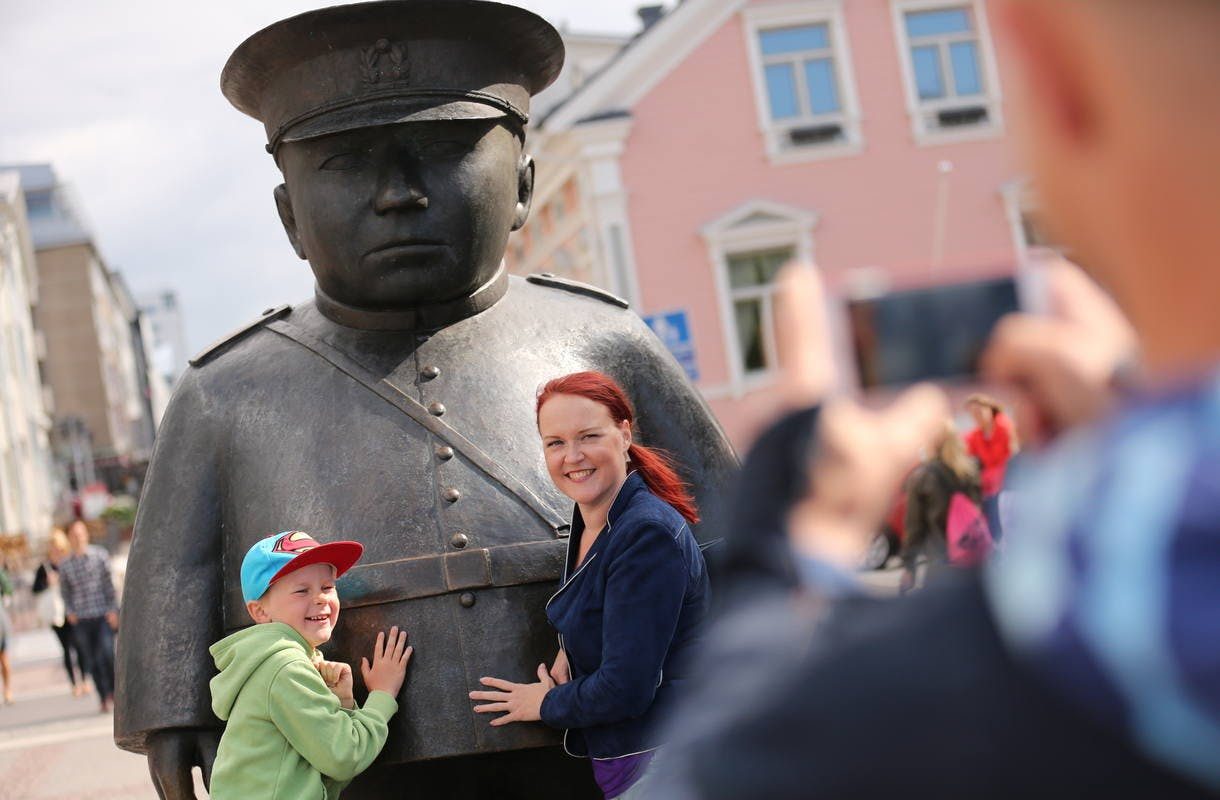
[846,275,1021,390]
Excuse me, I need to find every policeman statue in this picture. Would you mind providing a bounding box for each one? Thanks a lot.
[114,1,736,797]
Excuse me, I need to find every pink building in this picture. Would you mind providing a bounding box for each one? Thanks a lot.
[512,0,1057,449]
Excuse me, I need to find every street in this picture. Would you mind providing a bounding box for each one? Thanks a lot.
[0,629,205,800]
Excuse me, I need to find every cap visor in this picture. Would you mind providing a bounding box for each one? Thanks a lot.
[281,98,507,145]
[269,540,364,585]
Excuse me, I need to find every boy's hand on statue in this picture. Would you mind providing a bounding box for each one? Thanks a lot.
[470,664,555,726]
[318,659,355,709]
[360,627,412,698]
[549,648,570,685]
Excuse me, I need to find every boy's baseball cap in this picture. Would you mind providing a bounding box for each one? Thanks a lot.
[241,531,363,603]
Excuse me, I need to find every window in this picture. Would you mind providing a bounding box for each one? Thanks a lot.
[893,1,1002,140]
[726,248,791,375]
[744,3,862,161]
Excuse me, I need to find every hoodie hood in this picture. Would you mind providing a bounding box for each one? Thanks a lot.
[209,622,315,720]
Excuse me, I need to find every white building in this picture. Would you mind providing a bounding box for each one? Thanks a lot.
[137,290,188,389]
[0,171,59,546]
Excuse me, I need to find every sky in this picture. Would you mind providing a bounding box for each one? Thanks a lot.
[0,0,652,356]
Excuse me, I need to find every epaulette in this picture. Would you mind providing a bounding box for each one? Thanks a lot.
[188,305,292,367]
[525,273,629,309]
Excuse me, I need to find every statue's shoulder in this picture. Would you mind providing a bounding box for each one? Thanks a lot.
[188,304,293,368]
[522,273,629,310]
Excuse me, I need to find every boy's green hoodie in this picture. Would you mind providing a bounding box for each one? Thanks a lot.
[209,622,398,800]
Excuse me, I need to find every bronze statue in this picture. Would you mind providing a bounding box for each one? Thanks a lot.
[114,2,737,797]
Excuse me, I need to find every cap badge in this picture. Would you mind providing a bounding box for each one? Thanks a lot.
[273,531,319,554]
[362,38,409,85]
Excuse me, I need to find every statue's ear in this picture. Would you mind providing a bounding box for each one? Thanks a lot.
[274,184,307,260]
[512,154,535,231]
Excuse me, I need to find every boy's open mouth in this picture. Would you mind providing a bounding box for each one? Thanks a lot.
[306,615,330,622]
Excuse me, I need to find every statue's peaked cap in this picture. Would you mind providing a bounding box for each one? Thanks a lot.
[221,0,565,153]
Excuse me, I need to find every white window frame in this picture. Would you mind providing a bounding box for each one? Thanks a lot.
[743,1,864,164]
[891,0,1005,145]
[702,201,818,396]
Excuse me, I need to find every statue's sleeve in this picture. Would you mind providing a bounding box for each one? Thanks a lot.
[115,367,225,753]
[605,315,740,542]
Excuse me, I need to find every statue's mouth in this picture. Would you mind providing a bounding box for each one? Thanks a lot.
[365,239,449,258]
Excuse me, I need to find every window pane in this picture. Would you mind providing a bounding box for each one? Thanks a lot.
[912,46,944,100]
[949,40,982,95]
[764,64,800,119]
[760,24,829,56]
[803,58,841,114]
[734,299,767,372]
[905,8,971,38]
[728,250,791,289]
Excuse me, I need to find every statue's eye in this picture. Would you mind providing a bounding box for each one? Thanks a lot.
[318,152,364,171]
[416,140,471,160]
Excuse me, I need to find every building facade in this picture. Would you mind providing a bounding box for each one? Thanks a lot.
[7,164,166,493]
[0,171,59,546]
[137,290,189,390]
[515,0,1059,448]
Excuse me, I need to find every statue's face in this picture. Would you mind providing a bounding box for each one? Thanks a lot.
[275,118,533,310]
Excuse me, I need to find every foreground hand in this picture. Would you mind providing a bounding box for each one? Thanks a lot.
[982,258,1137,446]
[360,627,412,698]
[549,649,570,685]
[899,569,917,595]
[470,664,554,726]
[317,660,355,709]
[146,727,221,799]
[775,264,948,569]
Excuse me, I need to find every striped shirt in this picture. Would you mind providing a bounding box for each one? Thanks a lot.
[59,545,118,620]
[986,371,1220,791]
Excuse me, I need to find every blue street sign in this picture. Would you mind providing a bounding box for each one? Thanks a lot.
[643,310,699,382]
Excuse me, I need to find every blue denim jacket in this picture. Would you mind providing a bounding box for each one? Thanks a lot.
[541,471,710,759]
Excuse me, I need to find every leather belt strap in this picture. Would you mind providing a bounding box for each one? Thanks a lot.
[266,318,568,535]
[339,539,567,609]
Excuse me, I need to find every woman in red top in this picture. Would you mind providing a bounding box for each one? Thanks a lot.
[964,393,1018,541]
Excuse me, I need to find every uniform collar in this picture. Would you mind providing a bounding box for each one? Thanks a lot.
[313,265,509,332]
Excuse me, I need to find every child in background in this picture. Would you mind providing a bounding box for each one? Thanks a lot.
[208,531,412,799]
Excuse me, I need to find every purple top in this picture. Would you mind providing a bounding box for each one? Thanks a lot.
[591,750,655,798]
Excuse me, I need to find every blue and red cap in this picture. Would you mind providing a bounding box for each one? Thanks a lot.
[241,531,364,603]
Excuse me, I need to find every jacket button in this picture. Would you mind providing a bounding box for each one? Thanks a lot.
[450,532,469,549]
[421,365,441,381]
[443,487,461,503]
[428,402,446,417]
[436,446,454,461]
[459,592,476,608]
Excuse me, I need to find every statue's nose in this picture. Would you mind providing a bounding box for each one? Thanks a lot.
[374,167,429,214]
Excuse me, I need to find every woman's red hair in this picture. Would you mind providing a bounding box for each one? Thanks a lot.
[536,371,700,525]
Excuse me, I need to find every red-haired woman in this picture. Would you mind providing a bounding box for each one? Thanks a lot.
[470,370,709,799]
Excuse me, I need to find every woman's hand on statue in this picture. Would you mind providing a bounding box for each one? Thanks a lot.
[470,664,555,726]
[549,648,570,685]
[318,659,355,709]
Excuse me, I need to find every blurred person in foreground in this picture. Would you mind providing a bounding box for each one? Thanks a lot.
[650,0,1220,796]
[899,420,989,594]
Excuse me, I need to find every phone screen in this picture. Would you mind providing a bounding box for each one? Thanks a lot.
[847,276,1019,389]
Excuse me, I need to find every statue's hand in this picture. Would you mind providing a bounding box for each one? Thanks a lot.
[146,728,220,799]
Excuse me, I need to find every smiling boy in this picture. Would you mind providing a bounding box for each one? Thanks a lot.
[207,531,412,800]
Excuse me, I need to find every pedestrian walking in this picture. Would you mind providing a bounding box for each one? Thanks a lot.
[471,371,710,799]
[900,420,990,593]
[963,393,1017,542]
[0,563,13,705]
[32,529,89,697]
[59,520,117,712]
